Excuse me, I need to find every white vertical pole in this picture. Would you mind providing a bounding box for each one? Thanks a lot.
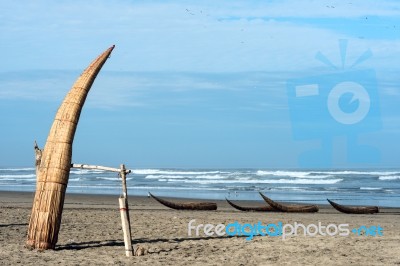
[119,164,133,257]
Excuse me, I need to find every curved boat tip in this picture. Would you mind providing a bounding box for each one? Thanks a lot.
[327,199,379,214]
[259,192,319,213]
[39,44,116,185]
[149,192,217,211]
[225,198,275,212]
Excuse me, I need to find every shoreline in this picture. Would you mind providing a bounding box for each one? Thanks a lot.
[2,190,400,212]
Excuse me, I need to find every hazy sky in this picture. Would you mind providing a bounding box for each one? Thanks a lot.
[1,0,400,169]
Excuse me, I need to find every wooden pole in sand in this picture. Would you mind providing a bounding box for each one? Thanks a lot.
[71,163,134,256]
[34,141,42,174]
[119,164,133,257]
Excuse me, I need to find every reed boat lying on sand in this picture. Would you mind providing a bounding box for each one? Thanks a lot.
[149,193,217,210]
[225,198,276,212]
[327,199,379,214]
[259,192,319,213]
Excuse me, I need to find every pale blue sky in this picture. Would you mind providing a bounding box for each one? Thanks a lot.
[1,0,400,169]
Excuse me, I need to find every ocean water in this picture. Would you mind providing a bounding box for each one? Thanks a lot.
[1,167,399,207]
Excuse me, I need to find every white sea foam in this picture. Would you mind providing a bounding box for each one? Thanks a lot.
[313,170,399,176]
[0,184,33,187]
[129,186,225,191]
[0,178,16,181]
[66,185,224,191]
[0,168,35,171]
[256,170,336,179]
[0,178,36,182]
[294,175,333,179]
[379,175,400,180]
[131,169,227,175]
[70,169,105,175]
[256,170,400,177]
[146,175,185,179]
[145,174,227,180]
[0,174,36,179]
[1,166,398,202]
[67,185,119,189]
[95,177,133,181]
[166,178,343,185]
[271,186,308,192]
[96,177,119,181]
[256,170,310,178]
[360,187,382,190]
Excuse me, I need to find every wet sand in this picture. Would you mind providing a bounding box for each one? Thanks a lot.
[0,191,399,265]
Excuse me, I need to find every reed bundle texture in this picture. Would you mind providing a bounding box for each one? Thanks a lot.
[26,45,115,250]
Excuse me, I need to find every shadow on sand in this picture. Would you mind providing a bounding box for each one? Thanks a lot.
[55,235,243,251]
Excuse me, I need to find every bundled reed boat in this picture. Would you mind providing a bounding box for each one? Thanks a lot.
[149,193,217,210]
[26,46,115,250]
[327,199,379,214]
[259,192,319,213]
[225,198,276,212]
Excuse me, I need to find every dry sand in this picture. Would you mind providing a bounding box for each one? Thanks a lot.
[0,191,399,265]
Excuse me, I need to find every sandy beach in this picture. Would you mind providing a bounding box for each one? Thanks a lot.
[0,191,399,265]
